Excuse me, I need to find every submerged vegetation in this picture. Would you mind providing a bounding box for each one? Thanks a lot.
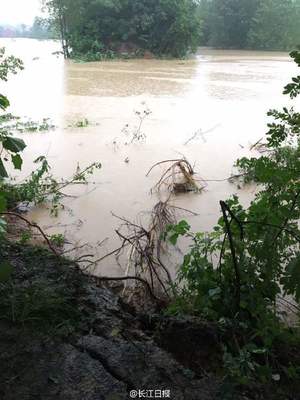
[0,113,55,133]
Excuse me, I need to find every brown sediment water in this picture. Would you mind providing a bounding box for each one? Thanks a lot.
[1,38,299,277]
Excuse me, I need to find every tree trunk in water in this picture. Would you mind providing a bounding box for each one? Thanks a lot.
[58,0,69,59]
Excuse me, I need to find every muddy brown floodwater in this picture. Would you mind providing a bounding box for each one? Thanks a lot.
[1,38,299,277]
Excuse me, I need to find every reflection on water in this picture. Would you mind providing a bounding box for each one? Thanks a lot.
[1,38,299,276]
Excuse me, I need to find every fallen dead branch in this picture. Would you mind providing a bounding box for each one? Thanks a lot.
[83,198,197,298]
[113,212,171,297]
[110,200,199,295]
[146,158,205,194]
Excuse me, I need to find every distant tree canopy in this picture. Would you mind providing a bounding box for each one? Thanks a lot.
[30,17,55,39]
[0,17,55,40]
[247,0,300,50]
[43,0,202,59]
[199,0,300,50]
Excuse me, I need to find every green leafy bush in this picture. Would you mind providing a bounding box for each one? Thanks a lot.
[166,50,300,393]
[0,48,25,179]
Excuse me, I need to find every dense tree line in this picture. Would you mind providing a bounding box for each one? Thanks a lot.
[2,1,300,55]
[42,0,300,58]
[199,0,300,50]
[43,0,202,59]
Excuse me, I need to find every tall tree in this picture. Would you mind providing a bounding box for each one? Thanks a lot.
[43,0,71,57]
[199,0,300,50]
[247,0,300,50]
[207,0,260,48]
[44,0,202,59]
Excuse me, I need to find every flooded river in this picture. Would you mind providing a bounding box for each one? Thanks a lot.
[1,38,299,276]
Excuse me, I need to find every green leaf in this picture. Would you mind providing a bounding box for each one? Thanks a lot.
[0,94,9,110]
[169,234,178,245]
[11,154,23,170]
[0,261,13,282]
[2,136,26,153]
[34,155,47,163]
[0,158,8,178]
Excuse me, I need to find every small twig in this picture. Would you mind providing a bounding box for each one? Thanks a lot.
[184,124,221,146]
[61,243,90,255]
[184,128,203,146]
[170,205,199,216]
[147,159,200,194]
[146,159,186,177]
[250,137,264,151]
[74,254,94,262]
[1,212,58,256]
[84,245,126,265]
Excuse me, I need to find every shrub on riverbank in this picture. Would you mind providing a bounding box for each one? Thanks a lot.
[165,50,300,396]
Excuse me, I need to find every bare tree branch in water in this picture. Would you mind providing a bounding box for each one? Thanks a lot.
[146,158,206,194]
[81,199,197,298]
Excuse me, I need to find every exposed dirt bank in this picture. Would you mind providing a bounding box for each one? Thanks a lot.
[0,242,218,400]
[1,242,300,400]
